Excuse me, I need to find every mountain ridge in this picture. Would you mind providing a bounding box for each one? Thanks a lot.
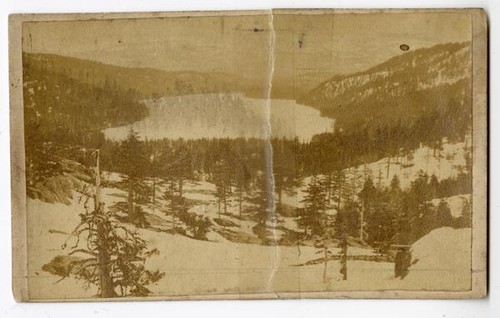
[23,53,267,98]
[299,42,471,138]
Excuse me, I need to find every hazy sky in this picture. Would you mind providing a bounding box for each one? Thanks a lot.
[23,11,471,78]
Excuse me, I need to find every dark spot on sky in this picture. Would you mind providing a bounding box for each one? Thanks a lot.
[118,40,122,44]
[252,28,264,32]
[400,44,410,51]
[298,33,305,48]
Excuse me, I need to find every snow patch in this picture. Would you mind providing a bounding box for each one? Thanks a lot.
[404,227,471,290]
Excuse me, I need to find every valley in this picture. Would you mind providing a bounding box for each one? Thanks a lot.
[22,40,474,299]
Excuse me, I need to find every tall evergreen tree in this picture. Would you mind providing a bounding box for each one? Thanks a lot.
[213,158,234,216]
[358,177,377,242]
[435,199,453,227]
[298,176,334,282]
[235,162,251,217]
[249,173,275,244]
[297,177,328,238]
[334,200,360,280]
[116,129,148,224]
[457,198,472,228]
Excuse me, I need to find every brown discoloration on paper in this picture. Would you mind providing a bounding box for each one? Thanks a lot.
[10,9,487,301]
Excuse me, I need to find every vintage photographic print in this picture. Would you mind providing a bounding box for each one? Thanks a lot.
[9,9,487,301]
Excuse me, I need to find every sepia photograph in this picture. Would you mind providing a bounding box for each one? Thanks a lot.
[9,9,487,301]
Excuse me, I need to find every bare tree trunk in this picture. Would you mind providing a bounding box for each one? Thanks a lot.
[340,234,348,281]
[359,202,364,242]
[128,177,135,223]
[218,197,221,219]
[426,148,430,175]
[323,245,328,283]
[170,180,175,231]
[351,167,358,199]
[337,178,343,211]
[327,173,332,203]
[94,150,115,298]
[386,156,391,179]
[277,187,283,212]
[178,178,183,199]
[238,188,243,218]
[223,182,227,214]
[152,177,156,213]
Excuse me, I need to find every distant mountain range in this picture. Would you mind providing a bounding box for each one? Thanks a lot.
[24,53,266,98]
[299,42,471,134]
[24,52,341,101]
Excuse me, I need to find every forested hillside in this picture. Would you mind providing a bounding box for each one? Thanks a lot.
[23,54,148,200]
[24,53,263,99]
[23,53,148,147]
[300,42,471,143]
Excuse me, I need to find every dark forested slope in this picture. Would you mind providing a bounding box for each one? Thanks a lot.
[300,42,471,142]
[24,53,264,99]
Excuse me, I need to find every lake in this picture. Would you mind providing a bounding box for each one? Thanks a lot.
[102,94,334,142]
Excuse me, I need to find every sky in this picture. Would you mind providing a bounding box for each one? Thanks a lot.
[22,11,472,79]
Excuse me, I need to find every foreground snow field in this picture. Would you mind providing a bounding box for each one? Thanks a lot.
[26,170,472,299]
[404,227,472,290]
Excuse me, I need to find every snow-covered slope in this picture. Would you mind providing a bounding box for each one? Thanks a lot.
[307,43,470,105]
[26,188,378,299]
[350,137,471,190]
[281,138,471,214]
[29,193,472,298]
[27,160,474,299]
[404,227,472,290]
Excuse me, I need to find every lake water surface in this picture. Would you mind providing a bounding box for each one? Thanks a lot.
[102,94,334,142]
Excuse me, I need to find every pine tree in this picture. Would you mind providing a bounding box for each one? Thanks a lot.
[272,139,298,214]
[344,166,364,201]
[235,163,251,217]
[429,175,440,199]
[411,171,430,202]
[324,170,345,207]
[358,177,377,242]
[435,199,453,227]
[116,129,148,225]
[63,150,163,297]
[146,144,163,213]
[159,143,193,229]
[249,173,275,244]
[298,177,334,282]
[297,177,328,238]
[213,158,234,216]
[457,198,472,228]
[334,200,360,280]
[389,175,405,244]
[171,144,193,201]
[360,177,399,252]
